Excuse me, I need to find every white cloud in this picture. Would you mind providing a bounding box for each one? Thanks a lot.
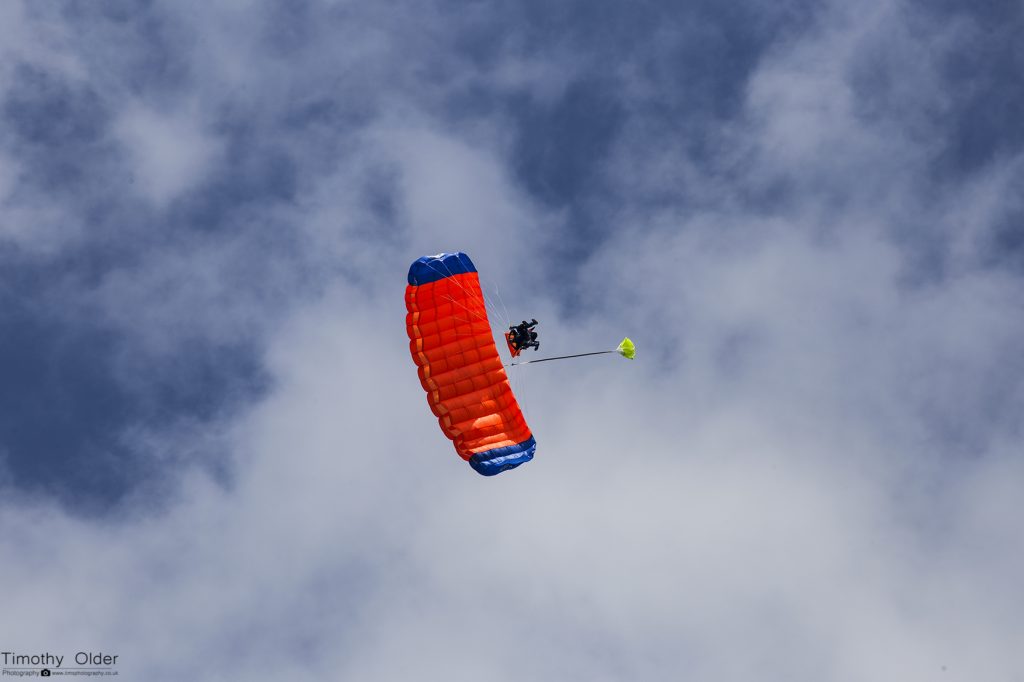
[0,151,81,253]
[379,125,546,272]
[1,0,1022,680]
[115,102,222,207]
[0,2,85,86]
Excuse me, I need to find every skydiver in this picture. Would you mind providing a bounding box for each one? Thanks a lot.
[510,320,538,351]
[509,319,540,351]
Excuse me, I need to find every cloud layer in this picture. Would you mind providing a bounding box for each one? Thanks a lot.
[1,0,1022,679]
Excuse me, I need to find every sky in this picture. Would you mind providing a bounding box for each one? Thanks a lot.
[1,0,1022,679]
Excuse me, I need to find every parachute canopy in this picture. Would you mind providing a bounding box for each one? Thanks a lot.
[405,253,535,476]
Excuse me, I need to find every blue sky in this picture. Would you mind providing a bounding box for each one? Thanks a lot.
[1,0,1022,679]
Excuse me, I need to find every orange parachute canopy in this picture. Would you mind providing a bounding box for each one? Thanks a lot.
[405,253,535,475]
